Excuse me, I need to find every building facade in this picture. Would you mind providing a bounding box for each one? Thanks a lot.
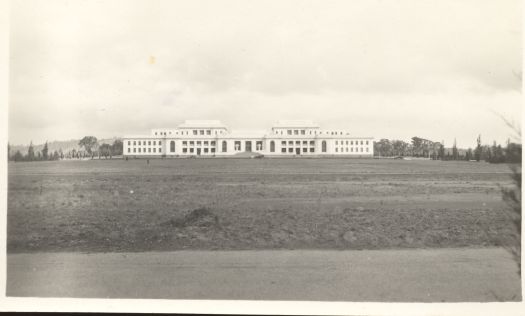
[123,120,374,157]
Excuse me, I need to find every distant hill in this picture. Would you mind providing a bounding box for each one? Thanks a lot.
[9,138,121,156]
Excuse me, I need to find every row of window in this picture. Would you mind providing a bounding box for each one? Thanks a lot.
[335,147,369,153]
[128,147,163,153]
[128,140,162,146]
[335,140,369,145]
[273,130,354,136]
[154,130,226,136]
[182,140,217,146]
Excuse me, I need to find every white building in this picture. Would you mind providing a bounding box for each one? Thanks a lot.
[123,120,374,157]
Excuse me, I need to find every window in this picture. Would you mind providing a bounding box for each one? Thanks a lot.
[138,141,141,145]
[295,141,300,145]
[322,141,327,153]
[200,130,204,135]
[138,148,141,153]
[366,141,369,145]
[336,141,338,145]
[351,148,353,152]
[148,148,151,153]
[281,141,286,146]
[190,141,194,145]
[153,148,156,153]
[190,148,194,153]
[309,148,314,153]
[360,141,363,145]
[336,148,338,152]
[170,141,175,152]
[303,141,307,145]
[270,141,275,152]
[183,148,187,153]
[193,130,197,135]
[128,148,130,153]
[256,141,262,151]
[211,141,216,146]
[288,148,293,153]
[346,148,348,152]
[206,130,211,135]
[183,141,187,145]
[133,148,136,153]
[159,141,162,145]
[234,141,241,151]
[288,141,293,145]
[204,141,208,146]
[222,141,227,152]
[282,148,286,153]
[301,130,305,135]
[133,141,136,145]
[287,130,292,135]
[155,132,157,135]
[302,148,307,153]
[310,141,315,146]
[294,130,299,135]
[351,141,354,145]
[346,141,348,145]
[153,141,156,145]
[159,147,161,152]
[127,141,130,145]
[204,148,209,153]
[197,141,201,146]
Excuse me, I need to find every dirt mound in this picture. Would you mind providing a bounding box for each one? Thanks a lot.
[165,208,219,228]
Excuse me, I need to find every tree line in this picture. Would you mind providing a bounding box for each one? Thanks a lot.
[373,135,521,163]
[8,137,123,162]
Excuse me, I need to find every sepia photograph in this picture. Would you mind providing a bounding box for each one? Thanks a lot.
[2,0,523,313]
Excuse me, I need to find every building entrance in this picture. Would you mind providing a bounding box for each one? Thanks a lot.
[245,141,252,152]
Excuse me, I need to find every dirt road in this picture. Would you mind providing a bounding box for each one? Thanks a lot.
[7,247,521,302]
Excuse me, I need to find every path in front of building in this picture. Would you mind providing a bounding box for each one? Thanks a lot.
[6,248,521,302]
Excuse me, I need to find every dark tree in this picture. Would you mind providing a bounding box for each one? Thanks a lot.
[452,138,458,160]
[474,135,482,162]
[79,136,98,154]
[111,139,123,156]
[27,141,35,161]
[42,141,49,160]
[13,150,23,162]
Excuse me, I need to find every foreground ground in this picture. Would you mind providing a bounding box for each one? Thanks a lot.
[7,248,521,301]
[7,158,519,252]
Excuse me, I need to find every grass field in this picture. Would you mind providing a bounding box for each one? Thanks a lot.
[7,158,519,253]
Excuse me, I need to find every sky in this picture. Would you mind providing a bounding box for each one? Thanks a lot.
[8,0,522,147]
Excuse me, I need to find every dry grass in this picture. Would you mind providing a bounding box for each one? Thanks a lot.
[7,158,519,253]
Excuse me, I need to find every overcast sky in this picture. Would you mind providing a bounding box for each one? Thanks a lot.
[9,0,522,147]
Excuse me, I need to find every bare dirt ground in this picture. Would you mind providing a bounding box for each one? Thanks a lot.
[6,248,521,301]
[7,158,518,252]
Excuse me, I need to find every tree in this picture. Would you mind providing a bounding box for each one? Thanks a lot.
[27,141,35,161]
[52,150,60,160]
[99,143,111,159]
[439,142,445,160]
[111,139,123,156]
[474,135,482,162]
[78,136,98,154]
[13,151,23,162]
[452,138,458,160]
[42,141,49,160]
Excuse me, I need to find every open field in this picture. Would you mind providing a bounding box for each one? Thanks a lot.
[7,158,519,253]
